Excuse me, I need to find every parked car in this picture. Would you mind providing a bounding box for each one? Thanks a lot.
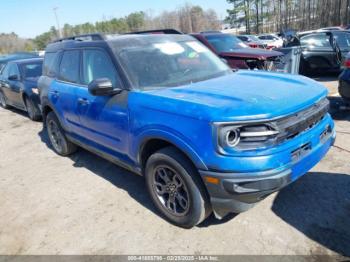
[0,52,39,72]
[237,35,267,49]
[0,58,43,121]
[339,52,350,104]
[299,30,350,74]
[257,34,284,49]
[39,33,335,228]
[191,32,284,71]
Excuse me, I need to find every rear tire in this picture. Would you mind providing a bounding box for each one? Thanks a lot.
[25,96,41,121]
[145,146,211,228]
[0,91,9,109]
[46,111,77,156]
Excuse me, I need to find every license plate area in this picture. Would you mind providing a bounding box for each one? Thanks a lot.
[291,142,312,163]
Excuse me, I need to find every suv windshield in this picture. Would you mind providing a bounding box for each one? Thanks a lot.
[109,35,231,89]
[205,34,248,52]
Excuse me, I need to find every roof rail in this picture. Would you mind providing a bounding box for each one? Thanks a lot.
[52,33,105,43]
[127,29,183,35]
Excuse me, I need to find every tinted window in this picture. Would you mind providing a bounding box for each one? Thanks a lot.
[333,32,350,49]
[300,33,331,48]
[82,49,118,86]
[59,50,80,83]
[43,52,59,77]
[21,62,43,79]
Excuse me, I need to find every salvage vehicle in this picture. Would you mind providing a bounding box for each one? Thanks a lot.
[0,58,43,121]
[237,35,267,49]
[191,32,284,71]
[339,52,350,104]
[39,33,335,228]
[299,30,350,74]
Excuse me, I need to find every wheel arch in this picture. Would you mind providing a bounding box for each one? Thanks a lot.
[137,133,208,173]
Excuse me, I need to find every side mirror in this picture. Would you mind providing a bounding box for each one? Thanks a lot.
[88,78,122,96]
[8,74,19,81]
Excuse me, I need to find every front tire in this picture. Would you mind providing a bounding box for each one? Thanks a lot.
[0,91,9,109]
[25,96,41,121]
[46,111,77,156]
[145,147,211,228]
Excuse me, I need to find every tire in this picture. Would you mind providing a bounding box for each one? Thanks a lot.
[0,91,9,109]
[25,96,41,121]
[46,111,77,156]
[145,146,211,228]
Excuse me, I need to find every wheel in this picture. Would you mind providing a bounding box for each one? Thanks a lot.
[46,111,77,156]
[25,96,41,121]
[0,91,9,109]
[145,146,211,228]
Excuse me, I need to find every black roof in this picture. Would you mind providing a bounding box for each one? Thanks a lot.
[45,32,192,53]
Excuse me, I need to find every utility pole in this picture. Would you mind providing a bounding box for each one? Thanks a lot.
[53,7,62,38]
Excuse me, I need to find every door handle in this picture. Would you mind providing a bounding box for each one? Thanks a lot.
[78,98,90,106]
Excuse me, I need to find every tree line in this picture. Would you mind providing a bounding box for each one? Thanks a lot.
[33,4,220,50]
[226,0,350,34]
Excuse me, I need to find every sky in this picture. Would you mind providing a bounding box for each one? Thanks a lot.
[0,0,231,38]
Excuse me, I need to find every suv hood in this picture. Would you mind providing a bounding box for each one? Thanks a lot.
[220,48,282,60]
[136,71,328,122]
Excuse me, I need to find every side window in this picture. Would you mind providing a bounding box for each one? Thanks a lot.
[300,34,331,48]
[1,64,10,78]
[59,50,80,83]
[43,52,59,77]
[82,49,119,87]
[8,64,20,78]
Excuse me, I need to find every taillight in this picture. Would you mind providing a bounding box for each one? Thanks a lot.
[249,44,258,48]
[345,59,350,68]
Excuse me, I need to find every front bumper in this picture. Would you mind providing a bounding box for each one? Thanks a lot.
[199,127,336,219]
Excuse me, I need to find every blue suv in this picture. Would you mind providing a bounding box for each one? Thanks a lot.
[39,33,336,228]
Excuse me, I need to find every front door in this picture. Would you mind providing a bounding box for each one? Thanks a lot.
[75,48,129,160]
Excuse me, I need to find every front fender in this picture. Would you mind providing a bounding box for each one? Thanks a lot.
[133,128,208,171]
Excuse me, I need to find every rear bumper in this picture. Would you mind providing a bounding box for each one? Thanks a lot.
[199,128,336,219]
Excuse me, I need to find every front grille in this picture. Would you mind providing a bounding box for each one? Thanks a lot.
[274,98,329,144]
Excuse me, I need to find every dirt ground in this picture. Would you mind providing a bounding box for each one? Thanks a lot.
[0,77,349,256]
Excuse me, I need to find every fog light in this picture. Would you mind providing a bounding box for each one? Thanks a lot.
[226,129,240,147]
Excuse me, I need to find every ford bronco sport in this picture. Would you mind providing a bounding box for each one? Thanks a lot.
[39,33,335,228]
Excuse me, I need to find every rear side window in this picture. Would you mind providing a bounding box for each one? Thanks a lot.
[82,49,119,86]
[43,52,59,77]
[59,50,80,83]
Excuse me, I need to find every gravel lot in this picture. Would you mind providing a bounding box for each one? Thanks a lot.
[0,77,349,256]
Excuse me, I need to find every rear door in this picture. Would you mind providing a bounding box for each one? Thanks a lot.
[75,48,129,158]
[52,49,82,133]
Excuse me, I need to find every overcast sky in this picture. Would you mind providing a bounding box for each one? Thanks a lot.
[0,0,231,38]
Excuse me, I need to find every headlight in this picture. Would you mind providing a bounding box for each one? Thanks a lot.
[217,123,279,152]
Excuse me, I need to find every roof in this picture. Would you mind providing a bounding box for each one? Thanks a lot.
[46,33,193,52]
[11,58,43,64]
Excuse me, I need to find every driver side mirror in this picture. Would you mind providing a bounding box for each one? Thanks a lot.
[8,74,19,81]
[88,78,122,96]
